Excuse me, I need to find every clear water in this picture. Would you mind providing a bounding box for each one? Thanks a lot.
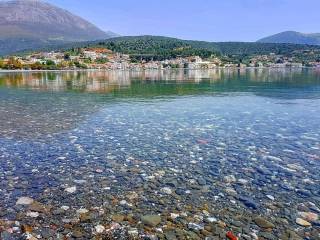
[0,69,319,239]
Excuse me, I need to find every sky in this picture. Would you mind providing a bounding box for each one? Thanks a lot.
[47,0,320,42]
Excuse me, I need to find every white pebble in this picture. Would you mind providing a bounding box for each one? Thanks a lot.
[16,197,34,205]
[61,206,70,211]
[26,212,39,218]
[95,225,105,234]
[65,186,77,193]
[161,187,172,195]
[207,217,218,223]
[266,195,275,201]
[76,208,89,214]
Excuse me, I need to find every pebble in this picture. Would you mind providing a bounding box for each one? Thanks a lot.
[298,212,318,222]
[74,180,87,184]
[226,231,238,240]
[64,186,77,193]
[207,217,218,223]
[197,178,207,185]
[170,213,180,219]
[224,175,236,183]
[21,225,33,233]
[266,156,282,162]
[112,215,125,222]
[161,187,173,194]
[296,189,312,197]
[165,231,177,240]
[225,187,237,195]
[266,195,275,201]
[141,215,161,227]
[259,232,276,240]
[188,222,204,231]
[72,229,85,238]
[128,228,139,237]
[76,208,89,214]
[26,212,39,218]
[175,188,186,195]
[94,225,105,234]
[16,197,34,205]
[238,179,249,185]
[239,196,259,209]
[296,218,311,227]
[281,230,303,240]
[254,217,275,229]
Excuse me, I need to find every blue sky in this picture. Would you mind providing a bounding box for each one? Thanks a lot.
[47,0,320,42]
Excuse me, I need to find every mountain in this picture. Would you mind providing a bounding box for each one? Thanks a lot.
[98,36,320,55]
[0,0,117,55]
[61,35,320,61]
[257,31,320,45]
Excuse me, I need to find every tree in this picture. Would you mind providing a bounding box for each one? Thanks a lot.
[276,58,284,64]
[68,61,74,68]
[83,58,92,64]
[0,59,4,69]
[57,61,69,69]
[30,62,44,70]
[64,53,71,61]
[46,60,56,66]
[95,58,108,64]
[6,57,22,69]
[74,61,87,69]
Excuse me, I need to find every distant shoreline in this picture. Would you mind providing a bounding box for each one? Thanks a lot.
[0,66,318,73]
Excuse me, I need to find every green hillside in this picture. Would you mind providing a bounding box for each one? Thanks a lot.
[8,35,320,65]
[84,36,320,61]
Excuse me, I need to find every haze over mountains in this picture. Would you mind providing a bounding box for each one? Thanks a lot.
[258,31,320,45]
[0,0,117,55]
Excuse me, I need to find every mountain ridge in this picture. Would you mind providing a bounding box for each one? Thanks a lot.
[257,31,320,45]
[33,35,319,61]
[0,0,117,55]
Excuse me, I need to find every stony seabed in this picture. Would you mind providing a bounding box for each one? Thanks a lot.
[0,69,320,239]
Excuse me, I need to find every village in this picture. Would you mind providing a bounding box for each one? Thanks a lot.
[0,47,320,71]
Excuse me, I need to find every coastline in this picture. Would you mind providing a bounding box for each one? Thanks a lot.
[0,66,318,73]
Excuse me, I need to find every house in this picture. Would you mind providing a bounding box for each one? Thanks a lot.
[83,51,98,60]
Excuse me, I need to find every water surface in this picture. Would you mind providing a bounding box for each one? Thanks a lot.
[0,69,319,239]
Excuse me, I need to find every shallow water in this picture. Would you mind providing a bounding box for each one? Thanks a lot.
[0,69,320,239]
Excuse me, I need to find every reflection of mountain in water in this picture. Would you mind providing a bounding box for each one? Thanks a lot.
[0,68,320,99]
[1,69,320,139]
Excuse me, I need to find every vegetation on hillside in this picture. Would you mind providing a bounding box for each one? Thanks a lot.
[5,36,320,67]
[96,36,217,61]
[88,36,320,63]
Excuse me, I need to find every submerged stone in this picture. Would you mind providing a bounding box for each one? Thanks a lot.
[141,215,161,227]
[65,186,77,193]
[254,217,275,229]
[296,218,311,227]
[16,197,34,205]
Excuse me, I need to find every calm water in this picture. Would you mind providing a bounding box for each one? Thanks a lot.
[0,69,320,239]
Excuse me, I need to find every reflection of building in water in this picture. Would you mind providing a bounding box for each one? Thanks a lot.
[0,71,132,93]
[246,67,304,83]
[137,69,223,83]
[0,68,318,93]
[188,70,212,83]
